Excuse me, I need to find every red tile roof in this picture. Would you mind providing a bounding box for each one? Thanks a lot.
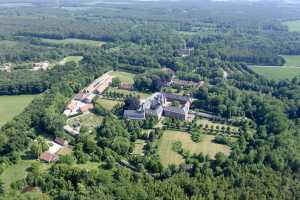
[54,137,67,146]
[39,152,58,162]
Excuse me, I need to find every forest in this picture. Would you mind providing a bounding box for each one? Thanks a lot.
[0,0,300,199]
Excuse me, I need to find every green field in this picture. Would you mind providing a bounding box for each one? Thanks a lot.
[282,55,300,67]
[59,56,83,65]
[108,71,135,84]
[250,65,300,80]
[282,20,300,32]
[96,98,121,111]
[40,38,105,47]
[0,95,37,127]
[158,130,231,167]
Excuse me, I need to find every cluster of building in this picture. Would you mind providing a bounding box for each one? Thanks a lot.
[124,92,192,121]
[0,63,12,72]
[39,137,69,163]
[64,73,113,117]
[31,61,49,71]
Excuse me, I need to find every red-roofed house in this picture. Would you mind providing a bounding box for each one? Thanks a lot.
[39,152,58,163]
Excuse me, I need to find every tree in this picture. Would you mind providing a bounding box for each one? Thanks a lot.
[124,96,140,110]
[30,136,49,158]
[111,77,121,87]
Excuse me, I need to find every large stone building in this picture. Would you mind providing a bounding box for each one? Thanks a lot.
[124,92,192,120]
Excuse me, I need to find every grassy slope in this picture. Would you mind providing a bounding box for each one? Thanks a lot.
[158,130,231,167]
[0,95,37,127]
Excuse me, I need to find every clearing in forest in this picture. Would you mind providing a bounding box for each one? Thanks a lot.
[59,56,83,65]
[40,38,105,47]
[158,130,231,167]
[0,95,37,127]
[282,20,300,32]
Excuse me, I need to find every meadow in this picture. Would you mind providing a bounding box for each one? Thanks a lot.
[282,20,300,32]
[40,38,105,47]
[250,65,300,80]
[158,130,231,167]
[282,55,300,67]
[0,95,37,127]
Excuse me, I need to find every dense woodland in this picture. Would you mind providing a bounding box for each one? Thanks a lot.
[0,0,300,199]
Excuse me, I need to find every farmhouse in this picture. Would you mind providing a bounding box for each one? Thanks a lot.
[79,103,94,113]
[177,48,194,57]
[124,92,192,120]
[39,152,58,163]
[0,63,12,72]
[64,125,80,136]
[54,137,68,146]
[32,61,49,71]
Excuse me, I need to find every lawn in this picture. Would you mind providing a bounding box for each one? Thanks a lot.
[95,98,121,111]
[282,20,300,32]
[250,65,300,80]
[40,38,105,47]
[67,112,103,131]
[108,71,135,84]
[133,139,146,155]
[158,130,231,167]
[59,56,83,65]
[107,87,150,99]
[281,55,300,67]
[0,160,49,191]
[0,95,37,127]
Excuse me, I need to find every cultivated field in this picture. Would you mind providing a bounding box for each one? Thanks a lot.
[108,71,135,84]
[282,20,300,32]
[158,130,231,167]
[250,65,300,80]
[0,95,37,127]
[95,98,121,111]
[40,38,105,47]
